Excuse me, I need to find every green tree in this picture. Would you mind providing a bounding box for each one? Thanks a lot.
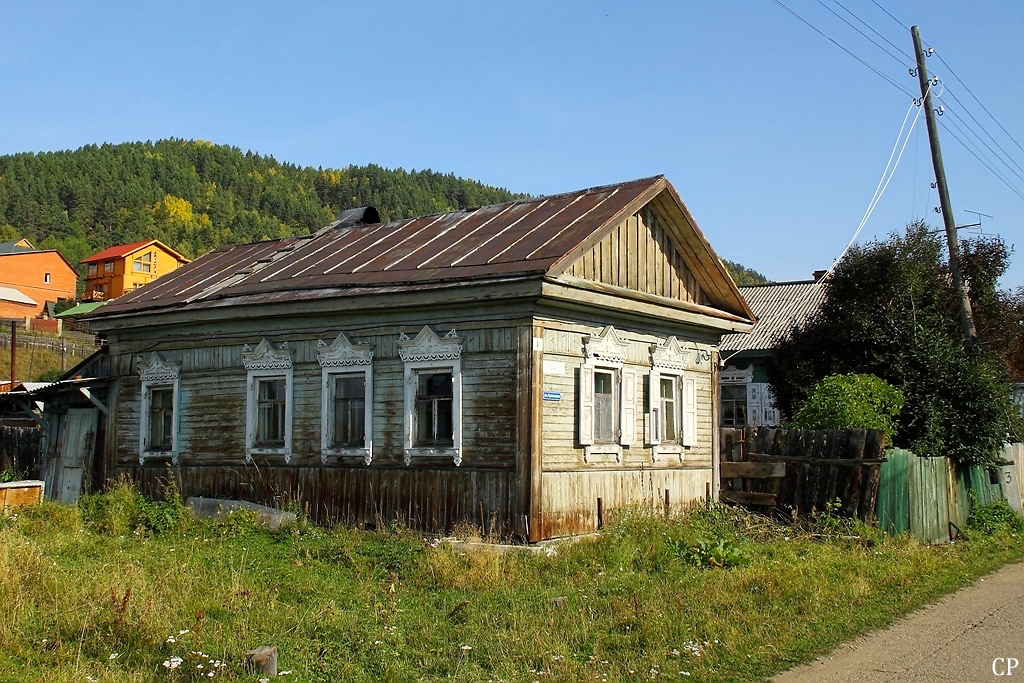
[767,222,1022,465]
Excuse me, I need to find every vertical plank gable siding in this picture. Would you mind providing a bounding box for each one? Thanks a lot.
[115,326,520,535]
[538,323,716,537]
[565,211,706,305]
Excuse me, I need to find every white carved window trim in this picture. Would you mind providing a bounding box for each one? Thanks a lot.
[650,337,699,461]
[579,326,637,464]
[243,339,293,463]
[399,326,463,466]
[318,333,374,465]
[138,353,180,465]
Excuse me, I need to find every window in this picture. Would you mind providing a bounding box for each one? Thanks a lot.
[243,339,293,461]
[415,371,454,446]
[148,388,174,451]
[133,252,152,273]
[319,332,374,464]
[255,378,286,447]
[104,261,114,273]
[578,326,638,462]
[138,353,180,464]
[88,264,97,276]
[43,273,51,284]
[649,337,700,455]
[720,384,747,428]
[400,326,463,466]
[593,369,617,443]
[659,377,677,442]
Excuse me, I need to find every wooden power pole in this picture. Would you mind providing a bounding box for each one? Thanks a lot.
[911,25,978,344]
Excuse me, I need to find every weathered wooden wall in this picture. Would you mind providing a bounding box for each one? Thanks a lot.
[535,319,717,537]
[564,210,706,305]
[0,424,42,479]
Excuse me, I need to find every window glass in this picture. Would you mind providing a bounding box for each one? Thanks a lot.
[594,370,616,443]
[256,377,286,446]
[148,388,174,451]
[104,262,114,273]
[721,384,747,428]
[88,264,97,275]
[661,377,677,442]
[415,372,453,446]
[332,374,365,447]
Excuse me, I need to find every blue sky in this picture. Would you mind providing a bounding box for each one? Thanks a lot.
[2,1,1022,288]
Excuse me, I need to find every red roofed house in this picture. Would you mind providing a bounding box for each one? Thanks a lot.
[82,240,190,301]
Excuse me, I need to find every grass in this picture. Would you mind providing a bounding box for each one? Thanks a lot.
[1,483,1023,682]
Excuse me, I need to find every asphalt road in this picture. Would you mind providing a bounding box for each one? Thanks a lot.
[772,561,1024,683]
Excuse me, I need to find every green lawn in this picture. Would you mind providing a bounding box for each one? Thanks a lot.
[1,483,1022,682]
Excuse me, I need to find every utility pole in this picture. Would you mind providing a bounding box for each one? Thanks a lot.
[10,321,15,389]
[911,25,978,344]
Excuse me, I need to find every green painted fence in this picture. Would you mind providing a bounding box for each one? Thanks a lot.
[876,448,1015,543]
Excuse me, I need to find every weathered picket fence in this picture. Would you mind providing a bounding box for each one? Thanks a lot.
[719,427,887,520]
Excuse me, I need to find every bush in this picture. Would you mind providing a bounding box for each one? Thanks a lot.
[967,500,1024,535]
[78,477,191,536]
[790,373,903,436]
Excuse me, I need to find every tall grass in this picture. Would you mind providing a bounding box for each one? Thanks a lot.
[0,484,1022,682]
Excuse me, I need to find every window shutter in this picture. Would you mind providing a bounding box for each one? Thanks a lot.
[619,367,637,446]
[648,370,661,445]
[682,374,698,448]
[579,365,595,446]
[746,382,762,428]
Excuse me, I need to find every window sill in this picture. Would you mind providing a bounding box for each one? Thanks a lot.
[139,451,177,466]
[321,447,372,466]
[584,444,622,464]
[246,447,291,464]
[651,444,687,462]
[404,447,461,466]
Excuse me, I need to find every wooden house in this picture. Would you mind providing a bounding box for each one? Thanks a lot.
[81,240,190,301]
[718,277,826,429]
[85,176,754,540]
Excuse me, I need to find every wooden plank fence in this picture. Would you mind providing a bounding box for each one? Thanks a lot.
[720,426,887,520]
[0,425,43,479]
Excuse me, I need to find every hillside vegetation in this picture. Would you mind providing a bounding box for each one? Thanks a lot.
[0,139,767,287]
[0,140,525,272]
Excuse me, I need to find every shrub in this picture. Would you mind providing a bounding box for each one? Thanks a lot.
[790,373,903,436]
[967,500,1024,535]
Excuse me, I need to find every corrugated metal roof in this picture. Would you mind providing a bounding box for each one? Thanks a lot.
[720,280,826,353]
[88,176,753,324]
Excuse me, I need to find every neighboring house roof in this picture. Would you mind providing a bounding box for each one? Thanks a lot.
[87,176,755,326]
[81,239,190,264]
[0,249,79,275]
[720,280,827,353]
[0,285,38,307]
[0,239,35,253]
[55,301,105,317]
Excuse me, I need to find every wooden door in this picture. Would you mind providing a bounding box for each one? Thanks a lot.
[55,408,98,504]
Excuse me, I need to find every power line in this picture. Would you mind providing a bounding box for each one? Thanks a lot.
[932,51,1024,159]
[869,0,910,32]
[939,119,1024,202]
[819,0,914,67]
[940,110,1024,196]
[936,86,1024,181]
[771,0,915,98]
[938,95,1024,187]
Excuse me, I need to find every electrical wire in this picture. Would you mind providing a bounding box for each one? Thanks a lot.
[771,0,915,98]
[869,0,910,32]
[938,118,1024,202]
[816,0,914,68]
[939,104,1024,188]
[935,86,1024,182]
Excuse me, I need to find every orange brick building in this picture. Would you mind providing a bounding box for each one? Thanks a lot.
[0,250,78,316]
[82,240,190,300]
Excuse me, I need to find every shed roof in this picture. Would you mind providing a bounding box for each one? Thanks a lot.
[720,280,826,353]
[88,176,753,325]
[0,285,37,307]
[81,239,189,264]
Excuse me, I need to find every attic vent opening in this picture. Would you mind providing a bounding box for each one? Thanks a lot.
[335,206,380,229]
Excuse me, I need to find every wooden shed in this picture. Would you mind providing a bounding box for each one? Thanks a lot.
[85,176,753,540]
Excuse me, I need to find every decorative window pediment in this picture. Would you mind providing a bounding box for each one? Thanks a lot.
[650,336,688,371]
[583,326,628,366]
[318,333,374,368]
[398,326,462,363]
[137,353,180,382]
[243,339,293,371]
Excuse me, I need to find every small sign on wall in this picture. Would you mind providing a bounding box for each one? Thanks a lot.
[543,360,565,375]
[543,390,561,402]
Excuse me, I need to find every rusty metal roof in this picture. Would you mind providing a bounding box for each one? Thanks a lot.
[90,176,752,323]
[720,280,827,353]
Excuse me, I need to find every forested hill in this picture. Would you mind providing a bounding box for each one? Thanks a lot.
[0,139,526,269]
[0,138,768,287]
